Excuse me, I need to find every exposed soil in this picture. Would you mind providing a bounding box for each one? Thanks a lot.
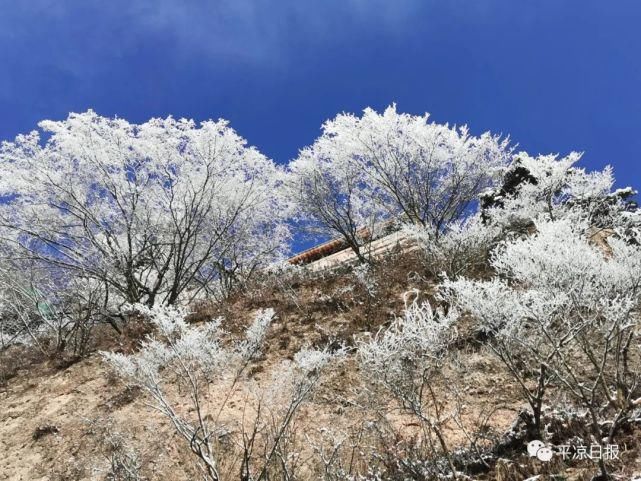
[1,252,640,480]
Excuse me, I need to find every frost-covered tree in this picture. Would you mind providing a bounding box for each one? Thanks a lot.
[0,261,53,351]
[481,151,640,233]
[406,151,640,278]
[288,105,510,260]
[0,255,109,354]
[287,138,383,263]
[0,111,290,307]
[445,217,641,479]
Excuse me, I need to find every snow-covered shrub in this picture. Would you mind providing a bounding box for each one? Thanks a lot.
[358,300,455,385]
[104,305,272,480]
[85,417,144,481]
[405,214,499,277]
[358,298,459,477]
[250,261,311,312]
[250,344,347,480]
[444,216,641,479]
[352,263,377,298]
[104,305,343,481]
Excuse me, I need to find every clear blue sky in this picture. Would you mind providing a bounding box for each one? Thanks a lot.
[1,1,640,187]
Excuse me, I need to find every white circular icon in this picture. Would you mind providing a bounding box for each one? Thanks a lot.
[527,440,545,457]
[527,440,554,462]
[536,446,554,462]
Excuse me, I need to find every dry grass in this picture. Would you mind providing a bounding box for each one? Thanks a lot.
[1,250,640,480]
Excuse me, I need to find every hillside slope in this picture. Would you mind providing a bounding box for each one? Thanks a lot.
[1,251,641,481]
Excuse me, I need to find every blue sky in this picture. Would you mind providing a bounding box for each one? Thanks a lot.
[1,0,640,187]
